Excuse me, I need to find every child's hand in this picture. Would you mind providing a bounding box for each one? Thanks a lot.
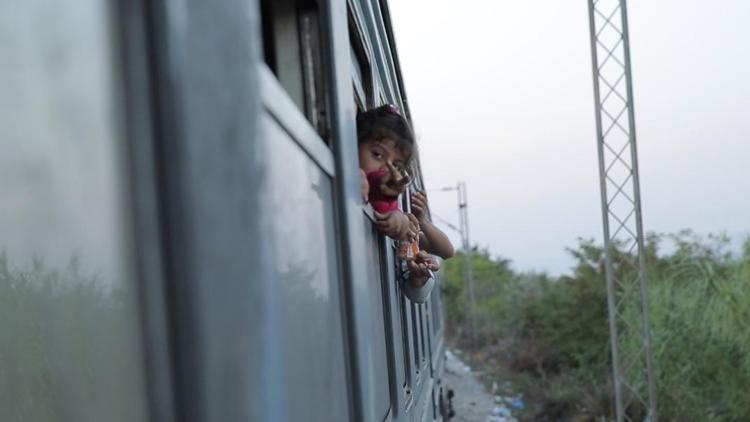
[374,211,418,241]
[406,213,420,235]
[379,162,410,197]
[360,169,370,204]
[407,252,439,288]
[410,191,428,223]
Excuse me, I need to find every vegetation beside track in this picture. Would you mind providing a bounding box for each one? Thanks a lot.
[443,231,750,421]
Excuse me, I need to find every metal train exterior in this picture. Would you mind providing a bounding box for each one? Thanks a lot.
[1,0,448,421]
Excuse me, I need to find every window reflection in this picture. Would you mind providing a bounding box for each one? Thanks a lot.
[0,1,149,421]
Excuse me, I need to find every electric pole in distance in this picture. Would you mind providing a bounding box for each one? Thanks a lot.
[441,182,477,350]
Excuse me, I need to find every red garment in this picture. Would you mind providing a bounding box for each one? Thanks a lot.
[366,170,400,213]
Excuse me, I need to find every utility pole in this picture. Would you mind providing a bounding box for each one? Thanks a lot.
[587,0,657,420]
[442,182,477,349]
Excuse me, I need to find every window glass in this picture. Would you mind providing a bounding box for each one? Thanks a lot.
[398,283,414,393]
[261,0,329,142]
[0,2,149,421]
[349,9,373,109]
[262,116,349,419]
[352,47,366,110]
[431,279,443,335]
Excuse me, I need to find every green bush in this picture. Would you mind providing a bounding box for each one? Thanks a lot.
[441,232,750,420]
[627,233,750,420]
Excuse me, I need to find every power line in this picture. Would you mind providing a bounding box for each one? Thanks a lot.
[430,212,460,234]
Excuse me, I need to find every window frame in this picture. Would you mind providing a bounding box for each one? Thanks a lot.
[117,0,178,420]
[348,2,375,110]
[260,0,332,142]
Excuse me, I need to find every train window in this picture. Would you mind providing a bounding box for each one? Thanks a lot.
[411,301,423,377]
[419,304,429,366]
[0,2,149,421]
[260,0,330,141]
[349,7,373,109]
[351,50,366,110]
[431,280,443,335]
[262,116,349,419]
[397,272,415,396]
[359,225,393,420]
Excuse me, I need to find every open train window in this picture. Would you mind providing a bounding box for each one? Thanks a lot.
[349,7,373,110]
[260,0,330,142]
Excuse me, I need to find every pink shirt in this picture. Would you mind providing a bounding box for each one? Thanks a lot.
[366,170,400,213]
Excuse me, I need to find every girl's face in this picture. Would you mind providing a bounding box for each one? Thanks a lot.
[359,138,408,174]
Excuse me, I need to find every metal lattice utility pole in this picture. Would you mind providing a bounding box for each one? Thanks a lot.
[587,1,657,421]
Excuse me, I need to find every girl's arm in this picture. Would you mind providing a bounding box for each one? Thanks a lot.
[411,191,455,259]
[419,220,455,259]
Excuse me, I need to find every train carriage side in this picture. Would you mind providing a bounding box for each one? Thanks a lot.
[342,1,449,421]
[258,0,448,420]
[0,0,446,421]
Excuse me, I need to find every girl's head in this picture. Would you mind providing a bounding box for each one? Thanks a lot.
[357,104,415,174]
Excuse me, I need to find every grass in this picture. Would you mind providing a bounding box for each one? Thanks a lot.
[442,231,750,421]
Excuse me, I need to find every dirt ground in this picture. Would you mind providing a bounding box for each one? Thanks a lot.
[443,350,521,422]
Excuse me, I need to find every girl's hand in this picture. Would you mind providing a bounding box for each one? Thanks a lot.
[380,162,410,197]
[415,251,439,271]
[407,252,439,288]
[410,191,428,223]
[374,211,418,241]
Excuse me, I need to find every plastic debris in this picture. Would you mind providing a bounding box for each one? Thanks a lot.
[486,404,518,422]
[509,397,525,409]
[493,405,511,417]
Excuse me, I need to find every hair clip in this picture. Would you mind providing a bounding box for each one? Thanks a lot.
[384,104,401,116]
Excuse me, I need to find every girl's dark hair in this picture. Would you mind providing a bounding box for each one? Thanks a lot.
[356,104,415,160]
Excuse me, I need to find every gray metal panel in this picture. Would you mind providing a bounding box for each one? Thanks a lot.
[260,112,350,421]
[0,2,150,419]
[118,0,176,418]
[379,233,413,420]
[430,277,444,337]
[260,66,336,177]
[361,218,394,420]
[145,0,288,420]
[414,377,435,422]
[409,303,429,415]
[324,1,395,421]
[400,286,417,412]
[332,2,445,421]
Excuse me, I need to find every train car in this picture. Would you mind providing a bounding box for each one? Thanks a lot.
[0,0,449,421]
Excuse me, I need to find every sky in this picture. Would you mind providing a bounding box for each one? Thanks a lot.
[389,0,750,275]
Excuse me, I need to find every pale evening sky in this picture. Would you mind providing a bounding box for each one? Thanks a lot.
[389,0,750,275]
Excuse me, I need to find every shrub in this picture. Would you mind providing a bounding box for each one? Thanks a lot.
[441,233,750,420]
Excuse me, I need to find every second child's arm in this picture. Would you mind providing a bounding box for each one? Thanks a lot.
[411,191,455,259]
[419,220,455,259]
